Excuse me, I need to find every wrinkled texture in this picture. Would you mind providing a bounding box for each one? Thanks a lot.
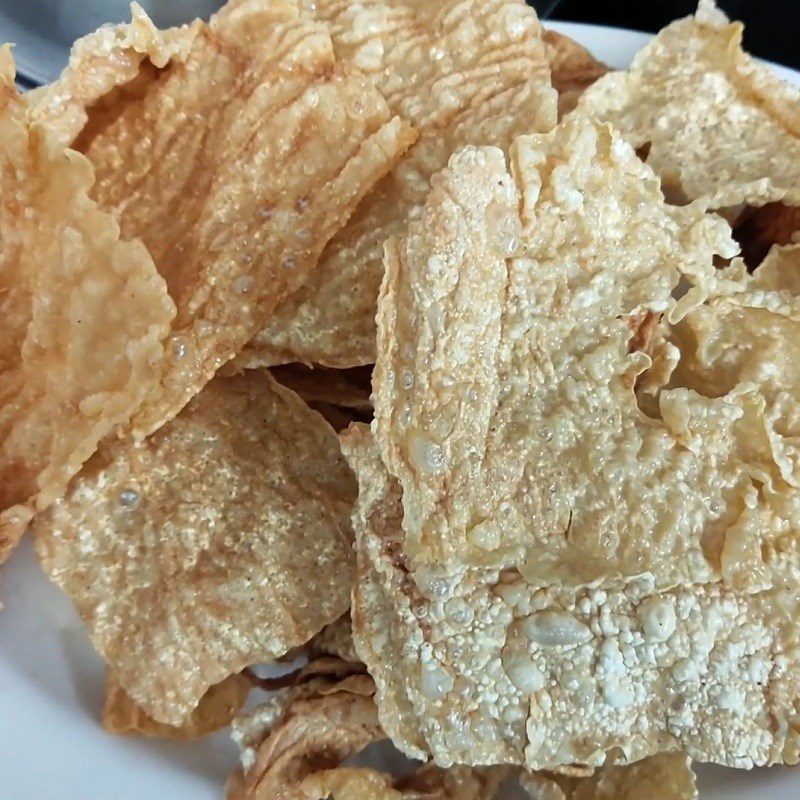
[542,29,608,118]
[0,46,174,568]
[579,0,800,210]
[27,3,198,150]
[374,116,753,580]
[36,372,356,725]
[103,670,251,739]
[242,0,557,368]
[521,753,697,800]
[70,1,413,436]
[345,424,800,770]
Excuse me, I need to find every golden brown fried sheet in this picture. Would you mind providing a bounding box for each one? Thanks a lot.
[578,0,800,211]
[46,2,414,437]
[345,423,800,771]
[240,0,557,369]
[103,671,251,740]
[543,29,608,118]
[0,46,174,573]
[373,115,750,578]
[36,371,356,725]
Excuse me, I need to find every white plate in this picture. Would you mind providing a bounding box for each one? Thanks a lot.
[1,18,799,800]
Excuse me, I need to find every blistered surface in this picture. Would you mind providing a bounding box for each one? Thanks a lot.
[0,46,174,570]
[36,372,356,725]
[69,2,413,436]
[579,0,800,210]
[346,424,800,770]
[243,0,557,368]
[372,116,767,583]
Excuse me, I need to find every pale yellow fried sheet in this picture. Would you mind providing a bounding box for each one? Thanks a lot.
[344,422,800,770]
[371,115,778,581]
[542,30,608,119]
[578,0,800,211]
[51,2,413,437]
[103,670,251,740]
[27,3,198,150]
[522,753,697,800]
[35,371,356,725]
[237,0,557,369]
[0,46,174,573]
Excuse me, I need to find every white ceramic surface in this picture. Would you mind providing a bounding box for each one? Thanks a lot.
[0,18,799,800]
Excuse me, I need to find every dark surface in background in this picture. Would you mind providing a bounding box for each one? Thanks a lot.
[531,0,800,69]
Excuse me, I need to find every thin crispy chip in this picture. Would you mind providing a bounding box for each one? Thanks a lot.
[27,3,198,150]
[542,30,608,119]
[103,670,251,740]
[35,371,356,725]
[59,3,413,436]
[578,0,800,210]
[270,365,373,413]
[373,116,749,578]
[522,753,697,800]
[0,47,174,569]
[240,0,557,368]
[345,423,800,770]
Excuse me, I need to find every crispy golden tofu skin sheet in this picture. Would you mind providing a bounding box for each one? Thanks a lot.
[579,0,800,211]
[36,372,356,725]
[27,3,198,150]
[41,1,414,437]
[103,671,251,740]
[0,47,175,572]
[345,423,800,770]
[373,115,752,578]
[240,0,557,369]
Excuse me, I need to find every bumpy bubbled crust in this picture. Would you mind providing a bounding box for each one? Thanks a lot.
[36,372,356,725]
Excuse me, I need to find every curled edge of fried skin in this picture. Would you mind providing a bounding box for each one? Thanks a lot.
[228,653,697,800]
[27,2,199,150]
[103,670,252,740]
